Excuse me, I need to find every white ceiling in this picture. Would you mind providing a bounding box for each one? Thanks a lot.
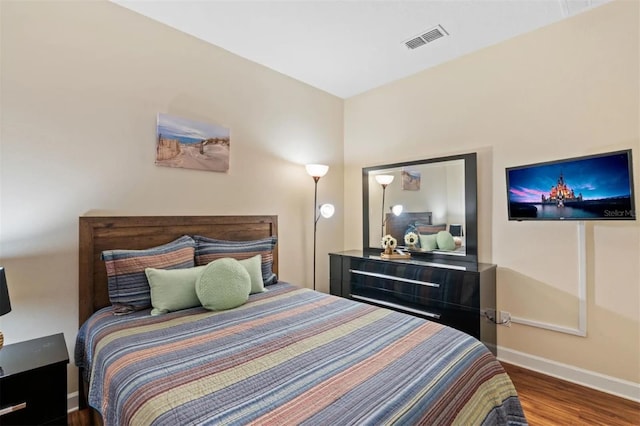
[112,0,610,99]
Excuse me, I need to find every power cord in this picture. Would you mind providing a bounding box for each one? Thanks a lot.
[483,310,511,326]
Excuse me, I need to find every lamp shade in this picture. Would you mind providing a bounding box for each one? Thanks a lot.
[390,205,403,216]
[319,203,335,219]
[375,175,394,186]
[305,164,329,178]
[0,267,11,316]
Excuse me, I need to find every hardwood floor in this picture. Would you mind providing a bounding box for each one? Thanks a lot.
[69,363,640,425]
[502,363,640,425]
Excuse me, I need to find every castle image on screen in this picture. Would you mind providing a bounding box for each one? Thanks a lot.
[506,150,635,221]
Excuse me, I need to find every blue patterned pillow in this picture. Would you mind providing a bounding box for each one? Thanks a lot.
[194,236,277,285]
[102,235,196,312]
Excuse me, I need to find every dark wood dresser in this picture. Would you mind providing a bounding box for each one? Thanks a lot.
[0,333,69,425]
[330,250,496,354]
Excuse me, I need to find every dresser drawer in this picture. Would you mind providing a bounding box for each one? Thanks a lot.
[330,251,497,353]
[348,257,480,309]
[0,334,69,426]
[350,292,482,338]
[0,363,67,425]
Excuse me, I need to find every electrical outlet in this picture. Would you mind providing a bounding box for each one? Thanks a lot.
[484,308,496,323]
[499,311,511,327]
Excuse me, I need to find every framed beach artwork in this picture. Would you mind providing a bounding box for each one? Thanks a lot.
[402,170,421,191]
[156,113,230,173]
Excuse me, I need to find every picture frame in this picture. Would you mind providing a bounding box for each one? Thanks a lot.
[402,170,421,191]
[156,113,230,173]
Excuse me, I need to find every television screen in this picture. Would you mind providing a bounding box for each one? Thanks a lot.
[506,150,636,221]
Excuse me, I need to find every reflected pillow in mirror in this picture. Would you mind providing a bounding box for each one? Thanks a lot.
[436,231,456,251]
[419,234,438,251]
[416,224,447,235]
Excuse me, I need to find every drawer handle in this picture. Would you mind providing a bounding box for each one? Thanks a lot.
[349,269,440,288]
[351,294,441,319]
[0,402,27,417]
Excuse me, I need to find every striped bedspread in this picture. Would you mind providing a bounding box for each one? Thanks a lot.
[76,283,527,425]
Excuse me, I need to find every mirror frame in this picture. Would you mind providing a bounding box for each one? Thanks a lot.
[363,152,478,264]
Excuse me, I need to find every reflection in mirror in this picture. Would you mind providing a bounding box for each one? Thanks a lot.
[363,153,478,263]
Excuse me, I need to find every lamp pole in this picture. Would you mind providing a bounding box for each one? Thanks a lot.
[312,176,320,291]
[305,164,332,292]
[380,183,387,239]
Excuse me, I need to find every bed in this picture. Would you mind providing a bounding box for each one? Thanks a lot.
[76,215,527,425]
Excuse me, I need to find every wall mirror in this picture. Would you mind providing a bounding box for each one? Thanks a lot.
[363,152,478,264]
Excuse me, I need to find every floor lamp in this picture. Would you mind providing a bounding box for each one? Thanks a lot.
[375,175,395,238]
[306,164,335,291]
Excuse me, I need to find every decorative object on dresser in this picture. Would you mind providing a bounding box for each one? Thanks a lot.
[0,267,11,348]
[380,234,411,259]
[305,164,335,291]
[329,250,496,354]
[0,333,69,425]
[381,234,397,255]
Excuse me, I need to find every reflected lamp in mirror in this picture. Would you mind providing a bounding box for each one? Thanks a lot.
[390,205,403,217]
[0,267,12,348]
[375,175,395,238]
[375,174,394,187]
[382,205,404,237]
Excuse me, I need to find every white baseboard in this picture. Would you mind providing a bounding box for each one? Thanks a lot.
[498,346,640,403]
[67,391,79,413]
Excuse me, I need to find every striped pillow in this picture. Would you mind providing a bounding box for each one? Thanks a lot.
[194,236,277,286]
[102,235,196,312]
[416,224,447,235]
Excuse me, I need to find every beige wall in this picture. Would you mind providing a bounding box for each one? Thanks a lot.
[345,0,639,389]
[0,1,343,396]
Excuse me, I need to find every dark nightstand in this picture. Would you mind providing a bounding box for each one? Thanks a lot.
[0,333,69,425]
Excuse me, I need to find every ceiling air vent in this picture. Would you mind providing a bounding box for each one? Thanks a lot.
[404,25,448,50]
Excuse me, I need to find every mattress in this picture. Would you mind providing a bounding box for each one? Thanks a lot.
[76,282,527,425]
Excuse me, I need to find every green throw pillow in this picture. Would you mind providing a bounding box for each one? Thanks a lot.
[196,258,251,311]
[436,231,456,251]
[239,254,265,294]
[145,266,205,315]
[419,234,438,251]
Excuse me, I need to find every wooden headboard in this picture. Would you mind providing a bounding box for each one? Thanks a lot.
[78,215,278,327]
[384,212,432,243]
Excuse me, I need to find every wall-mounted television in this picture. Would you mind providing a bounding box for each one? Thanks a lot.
[506,150,635,221]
